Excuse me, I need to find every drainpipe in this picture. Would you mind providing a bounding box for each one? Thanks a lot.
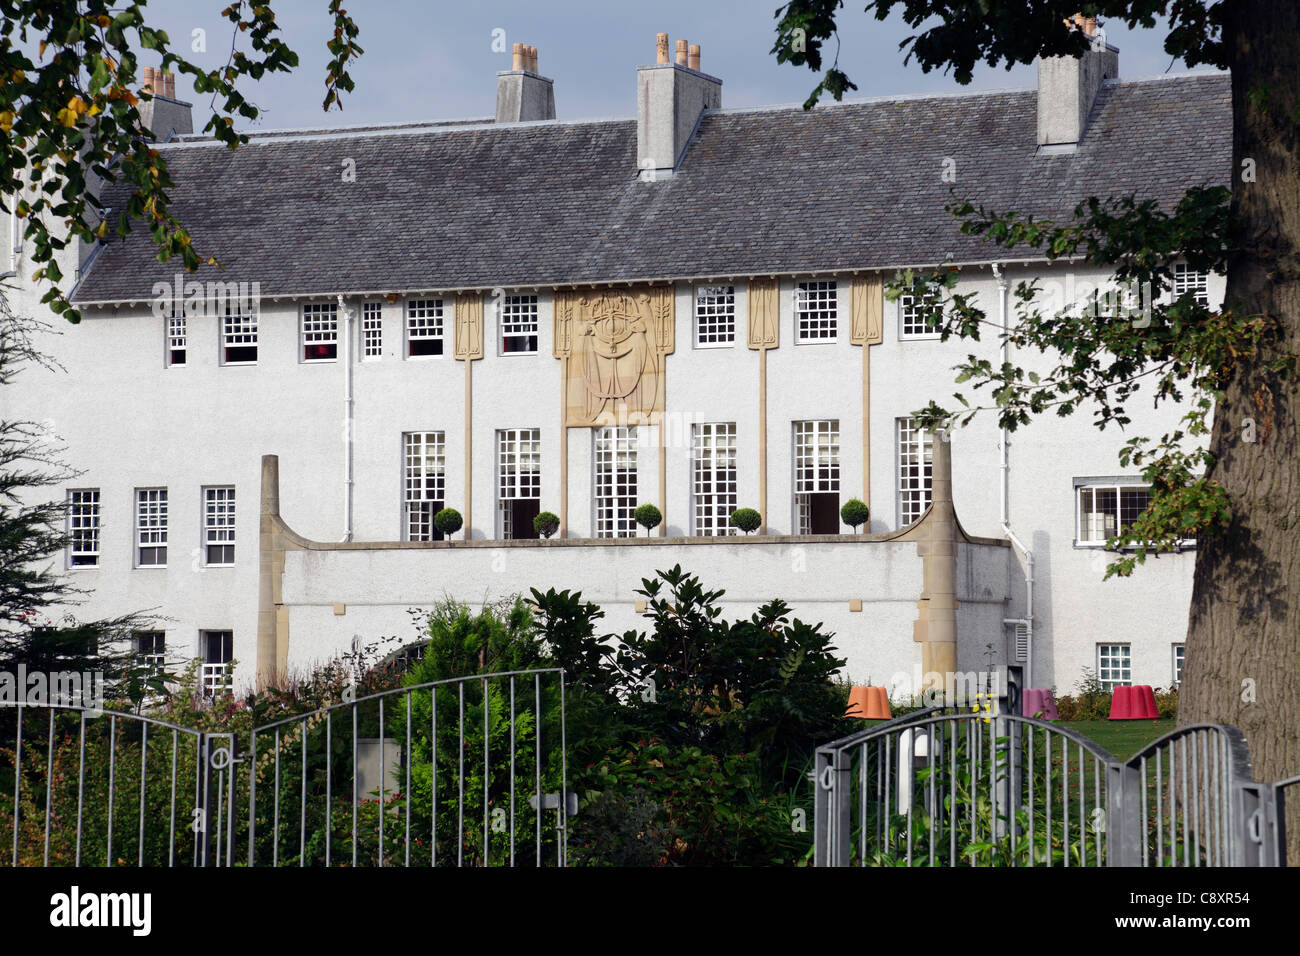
[338,294,354,542]
[2,208,19,278]
[993,262,1035,685]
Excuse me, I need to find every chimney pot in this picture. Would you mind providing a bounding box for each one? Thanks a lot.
[142,66,156,93]
[675,39,688,65]
[530,46,539,73]
[688,44,700,71]
[163,71,175,98]
[656,33,669,64]
[512,42,524,71]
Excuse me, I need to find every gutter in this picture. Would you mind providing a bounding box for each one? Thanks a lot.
[992,261,1035,685]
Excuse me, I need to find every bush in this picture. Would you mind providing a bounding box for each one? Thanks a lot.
[634,504,662,536]
[533,511,560,538]
[840,498,870,532]
[434,508,463,537]
[729,508,761,534]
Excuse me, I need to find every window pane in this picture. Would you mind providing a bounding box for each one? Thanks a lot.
[796,281,837,341]
[595,426,638,538]
[693,423,737,535]
[407,299,444,357]
[501,295,539,354]
[695,285,735,346]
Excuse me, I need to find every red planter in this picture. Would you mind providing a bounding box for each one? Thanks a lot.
[1109,684,1159,720]
[846,685,892,719]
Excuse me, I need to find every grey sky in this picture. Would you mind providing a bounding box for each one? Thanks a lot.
[146,1,1195,131]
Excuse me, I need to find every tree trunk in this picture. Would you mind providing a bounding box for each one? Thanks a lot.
[1182,0,1300,861]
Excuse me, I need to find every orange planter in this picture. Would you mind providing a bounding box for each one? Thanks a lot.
[846,685,892,719]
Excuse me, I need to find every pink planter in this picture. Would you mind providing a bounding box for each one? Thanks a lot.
[1022,688,1059,720]
[1109,684,1159,720]
[845,685,892,719]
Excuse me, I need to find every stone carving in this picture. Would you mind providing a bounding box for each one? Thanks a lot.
[554,286,674,426]
[454,294,484,360]
[850,274,883,345]
[747,277,779,350]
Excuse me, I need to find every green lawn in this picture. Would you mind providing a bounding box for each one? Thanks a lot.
[1057,719,1176,760]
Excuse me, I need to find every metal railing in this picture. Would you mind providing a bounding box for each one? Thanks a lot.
[1,668,568,867]
[813,706,1284,867]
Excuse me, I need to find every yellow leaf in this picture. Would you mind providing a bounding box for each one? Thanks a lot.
[0,110,13,132]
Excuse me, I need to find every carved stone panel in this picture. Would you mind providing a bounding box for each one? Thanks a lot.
[850,274,883,346]
[454,294,484,360]
[747,277,779,350]
[553,286,674,426]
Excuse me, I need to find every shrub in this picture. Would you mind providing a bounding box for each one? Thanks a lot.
[729,508,761,534]
[840,498,870,532]
[434,508,463,537]
[533,511,560,539]
[634,504,662,536]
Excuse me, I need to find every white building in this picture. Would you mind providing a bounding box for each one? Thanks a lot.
[2,36,1227,699]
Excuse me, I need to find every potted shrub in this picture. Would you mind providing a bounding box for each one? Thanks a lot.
[434,507,463,539]
[840,498,870,534]
[729,508,761,535]
[533,510,560,539]
[634,504,662,537]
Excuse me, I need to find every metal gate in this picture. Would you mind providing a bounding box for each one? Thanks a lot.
[814,706,1293,867]
[1,668,568,867]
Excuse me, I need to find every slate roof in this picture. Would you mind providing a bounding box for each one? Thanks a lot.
[72,72,1231,304]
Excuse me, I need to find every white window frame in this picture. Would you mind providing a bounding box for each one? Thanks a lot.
[403,431,446,542]
[500,294,539,355]
[301,303,338,362]
[793,420,840,533]
[135,487,168,567]
[166,313,187,367]
[221,304,258,365]
[1172,643,1185,687]
[203,486,236,567]
[134,630,166,673]
[1074,479,1152,547]
[692,422,737,536]
[795,280,838,343]
[1171,262,1209,307]
[1097,644,1132,690]
[497,428,541,539]
[694,285,736,348]
[593,426,638,538]
[896,418,933,527]
[361,301,383,360]
[68,488,100,568]
[405,298,445,359]
[201,630,233,696]
[898,279,943,339]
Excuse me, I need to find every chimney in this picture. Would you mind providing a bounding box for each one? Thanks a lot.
[1037,15,1118,149]
[637,33,721,180]
[496,42,556,123]
[139,68,194,141]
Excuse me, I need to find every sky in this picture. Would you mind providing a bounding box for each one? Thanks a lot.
[137,0,1199,132]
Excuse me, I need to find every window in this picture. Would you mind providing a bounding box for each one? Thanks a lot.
[361,301,383,359]
[896,418,934,527]
[1076,481,1151,544]
[68,489,100,567]
[1172,644,1185,687]
[302,303,338,361]
[498,428,541,539]
[201,630,233,696]
[403,431,446,541]
[796,281,837,342]
[222,305,258,364]
[1097,644,1132,690]
[135,487,168,567]
[899,279,942,338]
[1171,263,1209,307]
[692,422,737,535]
[594,426,638,538]
[166,313,187,366]
[134,631,166,673]
[203,486,236,565]
[695,285,736,347]
[794,420,839,533]
[406,299,444,357]
[501,295,539,354]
